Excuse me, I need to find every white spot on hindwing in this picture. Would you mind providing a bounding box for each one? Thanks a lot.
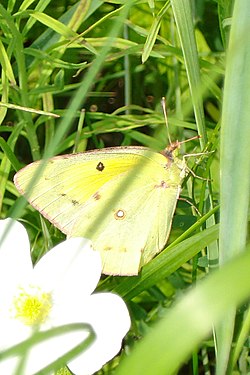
[114,209,126,220]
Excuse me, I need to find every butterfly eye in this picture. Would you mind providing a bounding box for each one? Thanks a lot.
[114,209,126,220]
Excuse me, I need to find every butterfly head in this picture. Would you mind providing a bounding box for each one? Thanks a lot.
[161,141,181,161]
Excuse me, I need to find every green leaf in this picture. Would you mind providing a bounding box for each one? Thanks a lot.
[0,39,16,84]
[28,11,77,38]
[142,1,170,63]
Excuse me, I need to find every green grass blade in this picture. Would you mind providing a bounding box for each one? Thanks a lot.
[0,39,16,84]
[142,1,170,63]
[28,11,77,38]
[111,224,219,300]
[115,244,250,375]
[170,0,206,145]
[217,0,250,373]
[35,1,135,160]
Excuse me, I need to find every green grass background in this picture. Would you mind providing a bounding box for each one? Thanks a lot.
[0,0,250,374]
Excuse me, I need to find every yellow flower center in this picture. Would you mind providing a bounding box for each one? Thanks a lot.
[12,285,52,326]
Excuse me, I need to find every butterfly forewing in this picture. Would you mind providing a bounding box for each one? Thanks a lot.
[14,147,186,275]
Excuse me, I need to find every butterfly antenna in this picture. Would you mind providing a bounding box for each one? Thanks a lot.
[161,97,172,145]
[178,135,201,146]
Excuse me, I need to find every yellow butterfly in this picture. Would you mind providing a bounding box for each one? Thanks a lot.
[14,142,188,276]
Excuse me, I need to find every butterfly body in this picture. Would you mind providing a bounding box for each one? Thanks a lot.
[14,146,186,275]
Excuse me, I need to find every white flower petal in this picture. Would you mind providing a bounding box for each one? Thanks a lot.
[33,238,102,302]
[68,293,131,375]
[21,328,91,375]
[0,223,131,375]
[0,315,31,351]
[0,327,91,375]
[0,219,33,305]
[0,356,20,375]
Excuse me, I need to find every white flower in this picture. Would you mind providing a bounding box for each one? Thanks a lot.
[0,218,130,375]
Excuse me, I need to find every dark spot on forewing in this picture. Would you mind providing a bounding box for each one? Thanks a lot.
[96,161,105,172]
[72,199,80,206]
